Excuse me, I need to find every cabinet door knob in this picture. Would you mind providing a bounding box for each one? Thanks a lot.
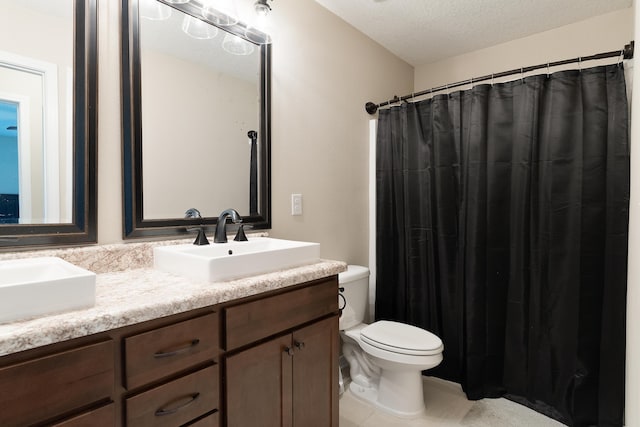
[284,347,295,356]
[294,341,305,350]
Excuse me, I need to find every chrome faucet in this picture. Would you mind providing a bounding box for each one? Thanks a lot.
[214,208,243,243]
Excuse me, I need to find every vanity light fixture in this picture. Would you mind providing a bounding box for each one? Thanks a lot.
[245,25,272,45]
[245,0,273,44]
[182,15,219,39]
[222,33,255,56]
[140,0,172,20]
[202,0,239,27]
[254,0,272,16]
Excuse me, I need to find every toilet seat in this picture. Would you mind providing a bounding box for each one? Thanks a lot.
[360,320,443,356]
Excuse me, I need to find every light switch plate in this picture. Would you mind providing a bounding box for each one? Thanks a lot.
[291,194,303,216]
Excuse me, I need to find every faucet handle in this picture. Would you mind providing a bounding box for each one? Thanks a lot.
[187,227,210,245]
[184,208,202,219]
[233,224,249,242]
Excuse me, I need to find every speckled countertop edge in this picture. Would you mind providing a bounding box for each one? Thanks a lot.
[0,239,346,356]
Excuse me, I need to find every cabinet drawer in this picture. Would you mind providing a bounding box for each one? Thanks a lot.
[51,402,115,427]
[225,276,338,350]
[124,312,219,389]
[189,411,220,427]
[0,340,114,427]
[126,364,219,427]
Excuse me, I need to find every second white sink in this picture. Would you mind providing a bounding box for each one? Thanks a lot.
[0,257,96,324]
[153,237,321,282]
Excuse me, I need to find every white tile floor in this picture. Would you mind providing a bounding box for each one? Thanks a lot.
[339,377,565,426]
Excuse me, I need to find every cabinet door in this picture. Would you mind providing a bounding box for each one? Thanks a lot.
[226,334,293,427]
[50,403,115,427]
[292,316,339,427]
[0,340,114,427]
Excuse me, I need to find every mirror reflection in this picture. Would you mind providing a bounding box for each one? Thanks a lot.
[140,2,261,220]
[122,0,271,239]
[0,0,97,249]
[0,0,74,225]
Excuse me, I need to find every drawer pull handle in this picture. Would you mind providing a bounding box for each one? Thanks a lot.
[154,339,200,358]
[155,392,201,416]
[294,341,305,350]
[284,347,295,356]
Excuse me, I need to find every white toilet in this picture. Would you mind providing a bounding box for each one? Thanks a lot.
[339,265,444,418]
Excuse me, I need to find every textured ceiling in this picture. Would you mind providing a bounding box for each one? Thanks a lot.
[313,0,633,66]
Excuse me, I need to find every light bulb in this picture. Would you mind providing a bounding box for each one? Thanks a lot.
[254,0,271,17]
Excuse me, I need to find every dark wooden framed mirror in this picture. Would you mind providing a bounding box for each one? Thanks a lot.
[121,0,271,239]
[0,0,98,250]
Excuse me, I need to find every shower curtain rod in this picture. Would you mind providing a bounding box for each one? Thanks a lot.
[365,40,635,115]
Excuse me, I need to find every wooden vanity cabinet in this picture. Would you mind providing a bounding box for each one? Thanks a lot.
[224,276,340,427]
[0,309,221,427]
[123,312,221,427]
[0,274,339,427]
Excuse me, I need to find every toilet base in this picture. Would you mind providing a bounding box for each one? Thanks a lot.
[348,372,426,419]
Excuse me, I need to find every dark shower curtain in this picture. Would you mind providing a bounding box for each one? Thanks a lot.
[375,64,629,426]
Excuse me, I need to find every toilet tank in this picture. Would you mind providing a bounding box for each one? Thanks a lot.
[338,265,370,330]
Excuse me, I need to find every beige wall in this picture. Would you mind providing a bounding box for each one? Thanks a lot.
[266,0,413,264]
[97,0,414,267]
[414,8,633,92]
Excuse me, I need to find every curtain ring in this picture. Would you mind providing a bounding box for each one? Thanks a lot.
[619,49,625,65]
[547,61,550,78]
[446,83,449,96]
[470,76,474,88]
[491,73,494,87]
[578,56,582,72]
[520,67,524,84]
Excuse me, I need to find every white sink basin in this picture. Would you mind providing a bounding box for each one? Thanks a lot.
[0,257,96,324]
[153,237,321,282]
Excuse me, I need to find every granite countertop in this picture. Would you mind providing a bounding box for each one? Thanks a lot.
[0,259,347,357]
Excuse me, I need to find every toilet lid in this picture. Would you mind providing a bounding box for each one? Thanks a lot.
[360,320,443,356]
